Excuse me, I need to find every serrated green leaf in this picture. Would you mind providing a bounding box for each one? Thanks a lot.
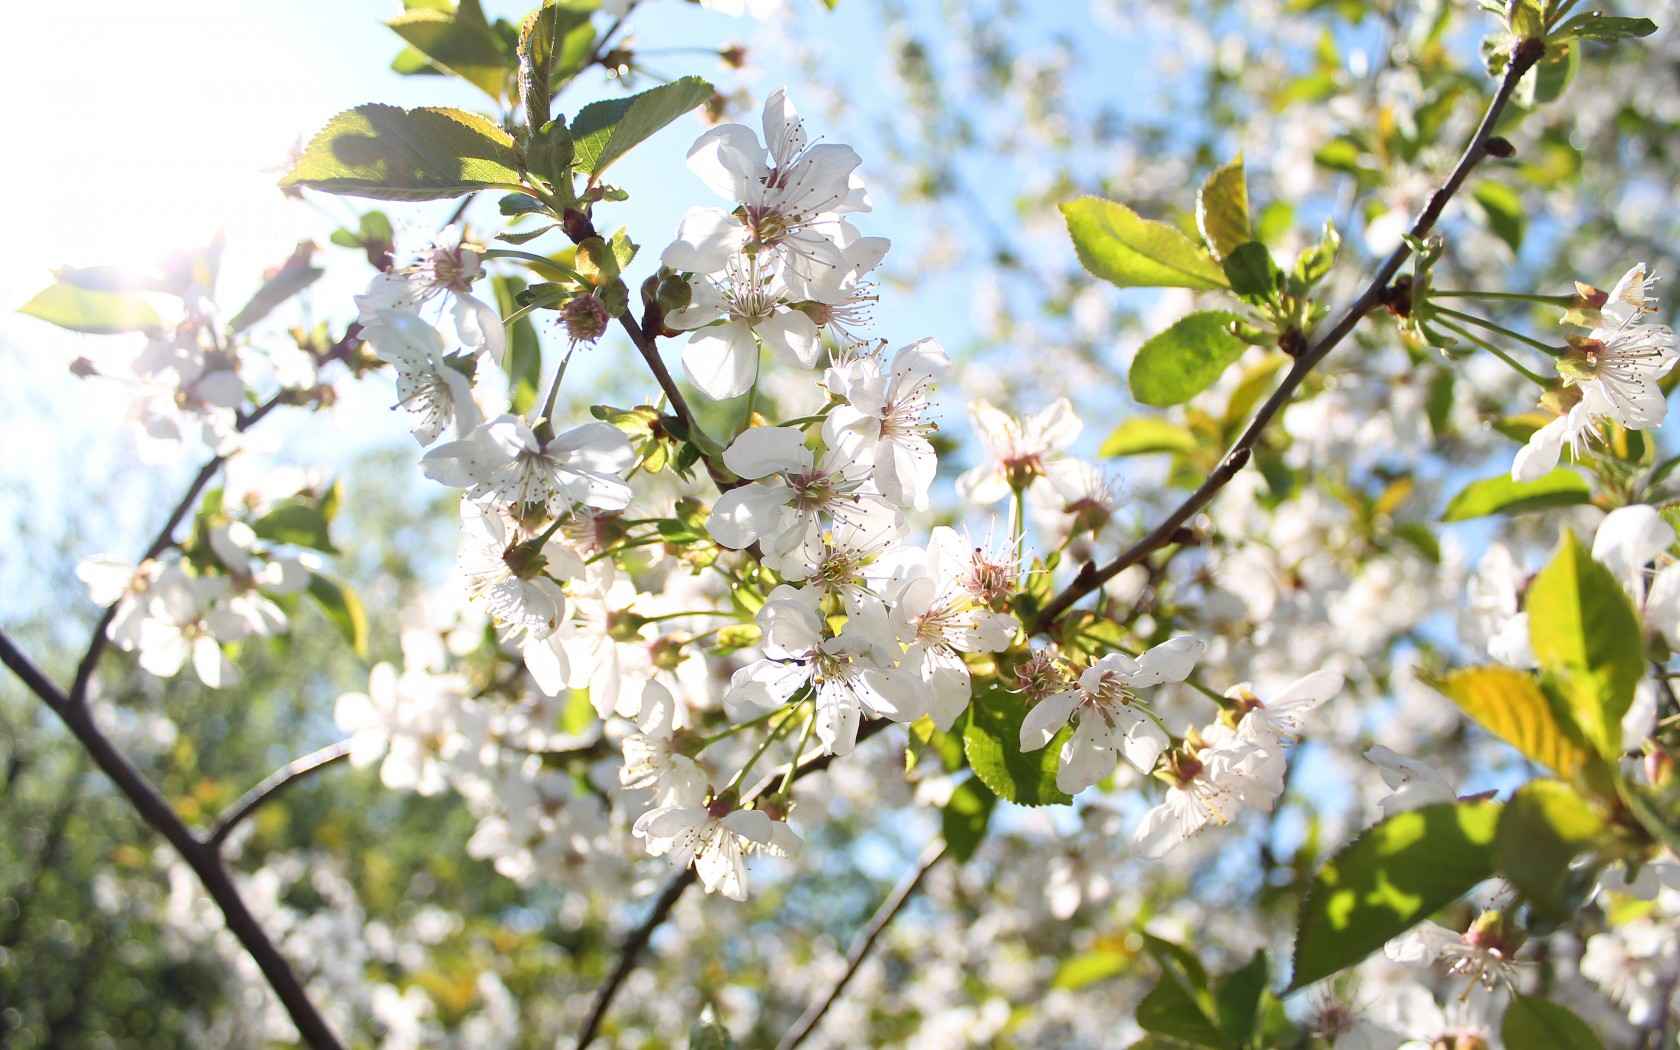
[1195,158,1250,261]
[940,777,996,862]
[1221,242,1276,300]
[229,244,323,333]
[1061,197,1228,291]
[571,77,713,178]
[963,681,1073,807]
[1289,801,1501,990]
[20,282,161,334]
[1472,181,1526,253]
[1527,530,1644,759]
[307,573,369,658]
[1553,14,1658,42]
[1137,936,1224,1048]
[253,498,338,554]
[1130,311,1246,407]
[279,104,525,202]
[1497,779,1608,924]
[1100,417,1200,457]
[1501,995,1604,1050]
[1433,666,1591,779]
[386,6,509,100]
[1439,469,1589,522]
[492,275,542,413]
[1214,951,1268,1048]
[1052,949,1131,991]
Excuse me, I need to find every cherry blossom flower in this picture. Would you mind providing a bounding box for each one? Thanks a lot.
[956,397,1083,505]
[1018,637,1205,794]
[422,415,635,516]
[726,585,899,755]
[633,800,799,901]
[707,423,895,576]
[1385,911,1525,988]
[355,223,504,363]
[334,662,475,796]
[135,566,239,688]
[826,338,949,510]
[1133,734,1282,857]
[1222,669,1343,751]
[665,259,820,400]
[1364,746,1457,817]
[455,500,582,643]
[880,526,1018,730]
[1463,543,1534,667]
[662,89,875,300]
[363,310,481,446]
[618,682,708,803]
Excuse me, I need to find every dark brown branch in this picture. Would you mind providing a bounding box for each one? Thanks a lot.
[206,739,353,851]
[574,717,893,1049]
[1031,41,1544,635]
[776,840,948,1050]
[0,629,344,1050]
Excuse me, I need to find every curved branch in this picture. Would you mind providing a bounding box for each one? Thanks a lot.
[207,739,354,851]
[776,840,948,1050]
[574,717,894,1049]
[0,629,344,1050]
[1031,41,1544,635]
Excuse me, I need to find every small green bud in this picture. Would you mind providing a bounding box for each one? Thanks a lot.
[656,272,693,313]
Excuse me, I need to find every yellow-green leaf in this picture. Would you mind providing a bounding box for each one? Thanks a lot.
[1440,469,1590,522]
[963,680,1072,807]
[1497,780,1608,923]
[1129,311,1246,407]
[1289,801,1501,990]
[1196,157,1250,260]
[386,4,509,101]
[279,104,525,202]
[20,282,161,335]
[1526,531,1644,759]
[1061,197,1228,291]
[571,77,714,178]
[1099,417,1199,457]
[1502,995,1604,1050]
[1433,666,1591,779]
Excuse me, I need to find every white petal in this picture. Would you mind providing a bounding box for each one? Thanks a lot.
[1018,691,1077,751]
[683,322,760,400]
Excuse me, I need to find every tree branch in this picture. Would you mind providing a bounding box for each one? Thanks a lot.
[776,839,947,1050]
[206,739,353,851]
[0,629,344,1050]
[574,717,894,1049]
[1031,41,1543,635]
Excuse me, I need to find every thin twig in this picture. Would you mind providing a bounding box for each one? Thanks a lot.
[1030,42,1543,635]
[776,840,948,1050]
[574,718,893,1049]
[206,739,354,851]
[0,630,345,1050]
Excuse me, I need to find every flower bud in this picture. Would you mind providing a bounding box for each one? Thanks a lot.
[656,272,693,313]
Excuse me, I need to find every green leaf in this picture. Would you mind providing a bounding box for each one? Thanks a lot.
[963,681,1073,807]
[279,104,525,202]
[307,573,369,658]
[1527,530,1644,758]
[1220,242,1277,300]
[1129,311,1246,407]
[1433,666,1592,779]
[228,244,323,333]
[940,776,996,862]
[386,4,509,101]
[1472,181,1526,253]
[1293,220,1340,286]
[1052,949,1130,991]
[1497,779,1608,924]
[1195,157,1250,260]
[253,498,338,554]
[1553,14,1658,42]
[20,281,161,334]
[492,275,542,414]
[1137,936,1225,1049]
[1060,197,1228,291]
[1439,469,1589,522]
[1100,417,1200,457]
[1289,801,1501,990]
[1214,951,1268,1048]
[1501,995,1604,1050]
[571,77,714,178]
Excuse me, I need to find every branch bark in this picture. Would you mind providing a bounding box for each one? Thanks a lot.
[206,739,354,851]
[1031,42,1543,635]
[0,630,345,1050]
[574,717,893,1049]
[776,839,948,1050]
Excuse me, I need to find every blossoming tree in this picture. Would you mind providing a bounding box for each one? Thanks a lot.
[3,0,1679,1047]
